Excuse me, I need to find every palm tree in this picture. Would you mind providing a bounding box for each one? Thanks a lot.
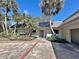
[0,0,18,35]
[0,13,5,33]
[41,0,64,35]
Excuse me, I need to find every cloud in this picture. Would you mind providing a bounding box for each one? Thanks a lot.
[24,10,29,15]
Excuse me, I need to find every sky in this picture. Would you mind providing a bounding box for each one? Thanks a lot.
[16,0,79,21]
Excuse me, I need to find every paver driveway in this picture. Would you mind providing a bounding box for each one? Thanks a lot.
[0,38,56,59]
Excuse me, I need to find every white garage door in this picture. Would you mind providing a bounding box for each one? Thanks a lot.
[71,29,79,45]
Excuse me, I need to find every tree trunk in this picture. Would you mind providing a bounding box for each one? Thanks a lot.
[49,16,56,40]
[14,25,16,35]
[49,16,55,35]
[28,29,31,37]
[5,16,8,35]
[2,23,5,33]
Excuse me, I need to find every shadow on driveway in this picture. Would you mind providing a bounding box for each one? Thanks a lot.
[51,42,79,59]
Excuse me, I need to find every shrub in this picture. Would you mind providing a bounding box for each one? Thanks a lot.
[46,35,56,41]
[47,35,68,43]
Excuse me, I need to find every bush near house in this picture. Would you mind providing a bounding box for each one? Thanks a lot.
[47,35,68,43]
[0,31,36,41]
[0,34,35,41]
[46,35,56,41]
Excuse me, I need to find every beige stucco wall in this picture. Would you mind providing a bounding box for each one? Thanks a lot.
[59,17,79,42]
[64,30,71,42]
[62,18,79,29]
[60,29,71,42]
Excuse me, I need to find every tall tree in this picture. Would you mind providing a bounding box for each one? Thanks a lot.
[0,0,18,35]
[24,15,37,36]
[0,13,5,33]
[41,0,64,35]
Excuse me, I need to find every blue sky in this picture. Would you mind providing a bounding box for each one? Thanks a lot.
[16,0,79,21]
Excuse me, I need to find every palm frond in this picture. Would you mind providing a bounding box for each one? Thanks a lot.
[41,0,64,16]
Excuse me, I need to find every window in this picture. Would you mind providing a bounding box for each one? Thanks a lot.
[54,30,59,34]
[32,30,36,33]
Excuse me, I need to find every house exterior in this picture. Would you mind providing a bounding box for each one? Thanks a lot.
[58,10,79,45]
[36,21,51,37]
[36,21,62,38]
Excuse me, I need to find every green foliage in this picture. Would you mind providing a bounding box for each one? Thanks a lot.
[47,35,68,43]
[0,32,5,37]
[13,14,39,36]
[0,28,14,37]
[24,17,38,36]
[0,0,18,35]
[47,35,56,40]
[0,32,9,37]
[41,0,64,16]
[47,37,53,40]
[0,0,39,39]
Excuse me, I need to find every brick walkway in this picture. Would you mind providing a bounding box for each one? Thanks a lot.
[52,42,79,59]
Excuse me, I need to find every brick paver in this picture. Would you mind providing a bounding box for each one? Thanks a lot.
[0,38,56,59]
[24,38,56,59]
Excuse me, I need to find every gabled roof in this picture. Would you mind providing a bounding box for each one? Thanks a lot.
[59,10,79,27]
[63,10,79,22]
[52,21,63,27]
[37,21,62,28]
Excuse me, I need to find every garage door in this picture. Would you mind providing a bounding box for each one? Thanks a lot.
[71,29,79,45]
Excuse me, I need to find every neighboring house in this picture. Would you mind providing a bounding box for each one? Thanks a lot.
[36,21,62,38]
[36,21,51,37]
[58,10,79,45]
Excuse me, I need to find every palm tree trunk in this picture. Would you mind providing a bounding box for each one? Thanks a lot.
[48,2,56,35]
[28,29,31,37]
[49,15,55,35]
[5,8,8,35]
[2,23,5,33]
[49,16,56,40]
[5,16,8,35]
[14,26,16,35]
